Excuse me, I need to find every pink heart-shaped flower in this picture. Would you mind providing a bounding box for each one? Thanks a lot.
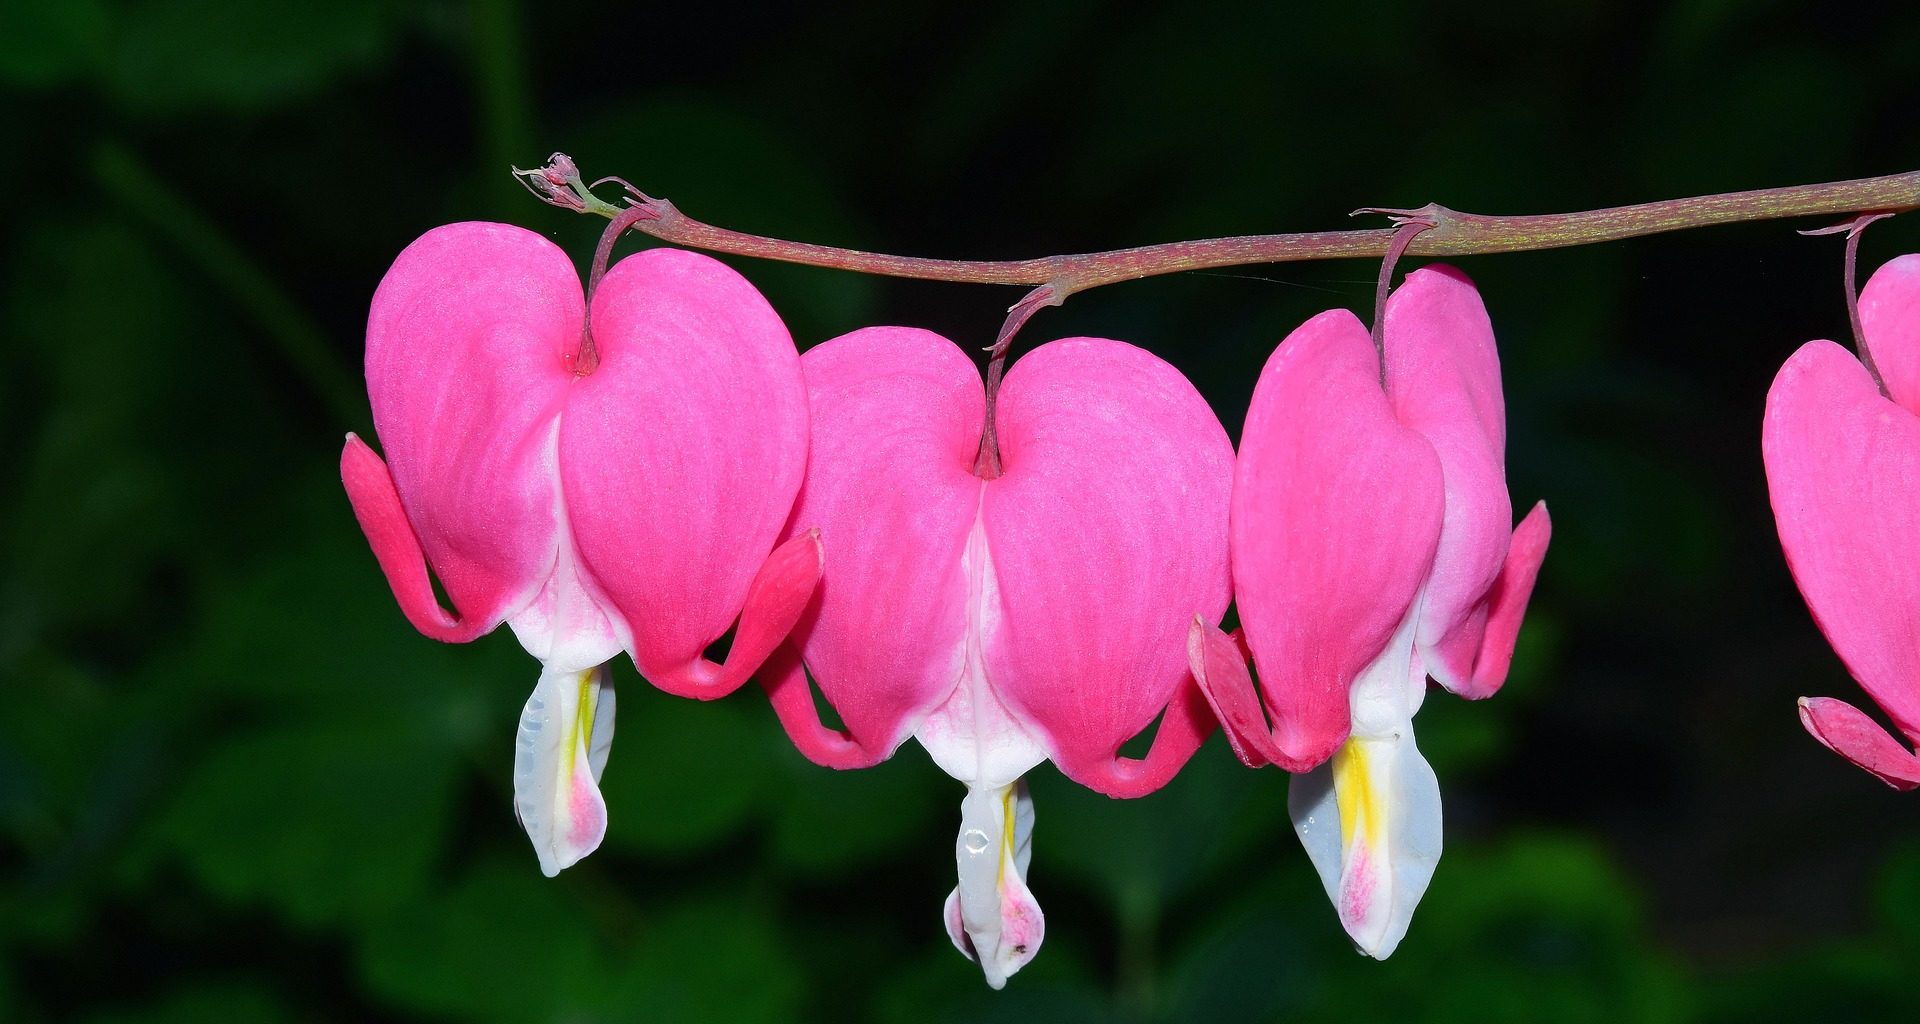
[761,326,1232,986]
[1765,253,1920,790]
[1191,266,1548,959]
[342,222,820,875]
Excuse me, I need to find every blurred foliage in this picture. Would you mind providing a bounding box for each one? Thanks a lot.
[5,1,1920,1021]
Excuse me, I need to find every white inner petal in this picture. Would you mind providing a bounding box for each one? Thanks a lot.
[911,495,1049,988]
[1289,596,1443,960]
[506,416,624,672]
[513,663,614,877]
[945,780,1043,989]
[914,502,1049,790]
[1348,596,1428,739]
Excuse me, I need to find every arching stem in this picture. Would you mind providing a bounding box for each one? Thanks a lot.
[1365,214,1438,396]
[572,202,657,377]
[1801,212,1897,398]
[517,153,1920,302]
[973,284,1066,479]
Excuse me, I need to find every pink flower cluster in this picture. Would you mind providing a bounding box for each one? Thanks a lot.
[343,222,1554,982]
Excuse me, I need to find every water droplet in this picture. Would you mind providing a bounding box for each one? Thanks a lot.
[963,829,990,854]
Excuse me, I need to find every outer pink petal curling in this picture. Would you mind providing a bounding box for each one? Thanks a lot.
[1382,267,1514,669]
[360,222,580,636]
[563,248,812,697]
[1225,310,1446,771]
[984,338,1233,797]
[1766,338,1920,760]
[1425,501,1552,699]
[769,327,986,763]
[1799,697,1920,790]
[759,641,876,769]
[1188,619,1285,769]
[341,434,489,642]
[1860,253,1920,413]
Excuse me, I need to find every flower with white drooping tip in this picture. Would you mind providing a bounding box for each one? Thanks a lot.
[342,222,821,877]
[1190,265,1549,959]
[759,327,1232,987]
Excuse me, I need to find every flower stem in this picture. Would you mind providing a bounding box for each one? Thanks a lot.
[573,203,658,377]
[520,154,1920,295]
[520,156,1919,464]
[1370,215,1437,396]
[1803,212,1897,398]
[973,285,1062,478]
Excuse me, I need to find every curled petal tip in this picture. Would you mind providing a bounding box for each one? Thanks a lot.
[1454,499,1552,700]
[648,532,825,700]
[758,642,888,770]
[1188,618,1279,769]
[1069,663,1217,799]
[1798,696,1920,791]
[340,435,489,643]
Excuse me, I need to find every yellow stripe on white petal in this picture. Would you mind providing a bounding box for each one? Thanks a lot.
[944,780,1043,989]
[1290,730,1441,959]
[513,663,616,877]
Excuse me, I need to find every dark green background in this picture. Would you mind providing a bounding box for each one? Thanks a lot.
[6,1,1920,1021]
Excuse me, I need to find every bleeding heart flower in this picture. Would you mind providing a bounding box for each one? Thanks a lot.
[757,327,1232,987]
[340,222,821,876]
[1189,265,1550,958]
[1764,253,1920,789]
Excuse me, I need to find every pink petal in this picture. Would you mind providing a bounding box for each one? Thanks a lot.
[1798,696,1920,790]
[562,248,810,696]
[1764,339,1920,746]
[1427,500,1551,699]
[775,327,987,762]
[1188,618,1286,769]
[943,887,974,962]
[340,433,488,642]
[1381,266,1518,674]
[758,640,883,769]
[1860,253,1920,414]
[359,222,578,634]
[1232,310,1446,771]
[650,531,824,699]
[982,338,1233,797]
